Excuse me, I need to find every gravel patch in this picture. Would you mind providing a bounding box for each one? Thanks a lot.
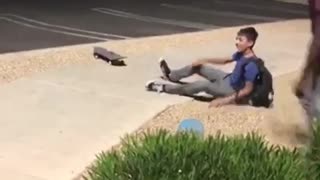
[75,71,312,180]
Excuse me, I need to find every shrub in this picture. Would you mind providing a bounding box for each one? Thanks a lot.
[84,129,307,180]
[305,120,320,180]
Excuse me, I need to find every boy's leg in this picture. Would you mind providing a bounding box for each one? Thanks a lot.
[170,65,228,82]
[159,58,228,82]
[146,77,235,97]
[164,80,214,96]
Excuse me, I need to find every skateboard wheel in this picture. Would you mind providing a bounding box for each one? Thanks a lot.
[93,53,100,59]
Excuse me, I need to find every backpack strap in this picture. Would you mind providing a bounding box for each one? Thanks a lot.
[236,59,262,103]
[243,58,264,80]
[223,59,259,80]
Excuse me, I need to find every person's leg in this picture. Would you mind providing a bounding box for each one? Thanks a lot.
[159,58,228,82]
[295,38,320,122]
[311,77,320,121]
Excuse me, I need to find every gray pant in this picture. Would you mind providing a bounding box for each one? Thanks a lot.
[164,65,236,97]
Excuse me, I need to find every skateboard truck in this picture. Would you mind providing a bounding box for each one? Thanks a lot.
[93,46,126,66]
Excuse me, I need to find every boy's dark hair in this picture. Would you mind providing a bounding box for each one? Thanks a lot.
[237,27,259,48]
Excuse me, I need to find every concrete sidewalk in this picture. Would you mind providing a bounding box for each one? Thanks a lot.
[0,61,193,180]
[0,19,311,180]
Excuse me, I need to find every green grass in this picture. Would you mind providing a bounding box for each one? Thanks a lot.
[84,129,310,180]
[305,120,320,180]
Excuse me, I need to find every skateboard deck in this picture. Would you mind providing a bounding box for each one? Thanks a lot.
[93,46,126,66]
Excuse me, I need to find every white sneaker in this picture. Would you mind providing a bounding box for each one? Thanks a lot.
[145,80,164,93]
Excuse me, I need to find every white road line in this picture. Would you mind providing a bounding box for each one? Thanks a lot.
[0,17,109,41]
[2,14,131,39]
[91,7,219,30]
[161,3,284,21]
[214,0,308,16]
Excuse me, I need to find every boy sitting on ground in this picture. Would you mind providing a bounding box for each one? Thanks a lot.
[146,27,273,108]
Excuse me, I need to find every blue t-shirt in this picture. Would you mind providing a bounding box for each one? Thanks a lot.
[229,52,259,90]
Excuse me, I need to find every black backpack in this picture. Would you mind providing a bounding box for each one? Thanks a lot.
[244,58,274,108]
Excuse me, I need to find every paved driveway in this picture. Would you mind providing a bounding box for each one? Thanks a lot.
[0,0,308,54]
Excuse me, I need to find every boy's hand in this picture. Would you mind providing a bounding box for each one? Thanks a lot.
[191,61,202,67]
[192,59,206,67]
[209,97,232,108]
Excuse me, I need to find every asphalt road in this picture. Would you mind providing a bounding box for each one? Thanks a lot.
[0,0,308,54]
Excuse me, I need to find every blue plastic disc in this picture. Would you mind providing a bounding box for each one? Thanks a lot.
[177,118,204,137]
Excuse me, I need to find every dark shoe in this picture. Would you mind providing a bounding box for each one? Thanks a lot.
[145,80,164,93]
[159,57,171,80]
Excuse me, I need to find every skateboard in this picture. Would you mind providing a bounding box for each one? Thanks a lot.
[93,46,126,66]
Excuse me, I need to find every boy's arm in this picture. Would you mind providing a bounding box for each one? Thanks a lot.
[209,82,254,107]
[209,63,257,107]
[227,82,254,103]
[192,57,233,67]
[203,57,233,64]
[193,52,241,66]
